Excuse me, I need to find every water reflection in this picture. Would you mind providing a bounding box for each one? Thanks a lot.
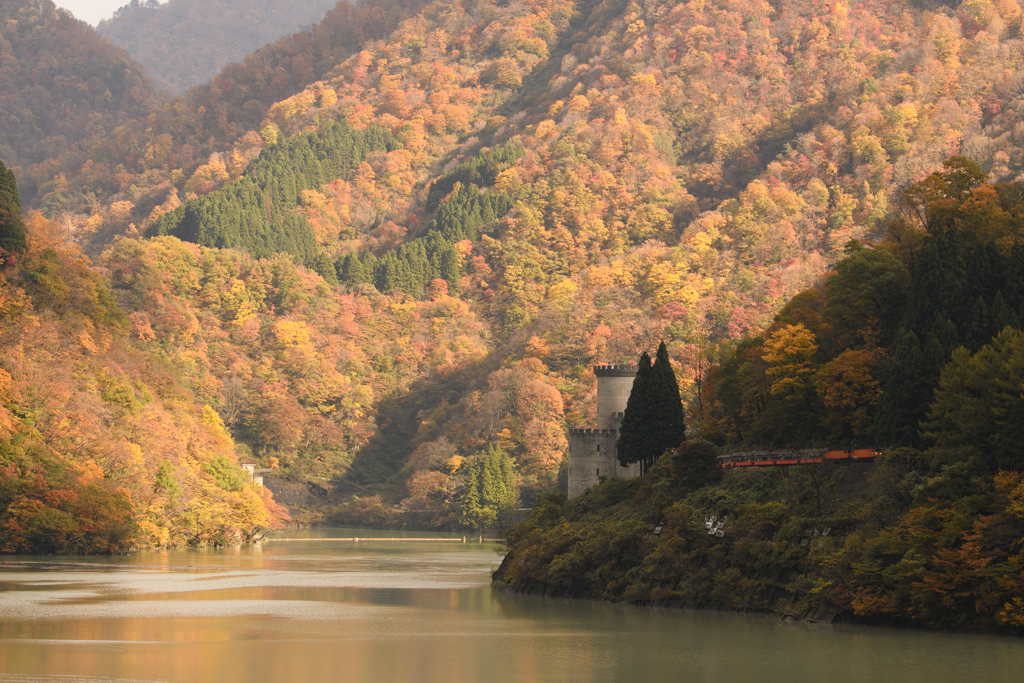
[0,530,1022,682]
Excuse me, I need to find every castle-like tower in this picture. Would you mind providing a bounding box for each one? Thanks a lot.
[567,365,641,498]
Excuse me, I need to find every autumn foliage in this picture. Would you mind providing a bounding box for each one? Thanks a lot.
[97,0,341,94]
[499,159,1024,633]
[0,214,281,553]
[699,158,1024,451]
[5,0,1024,545]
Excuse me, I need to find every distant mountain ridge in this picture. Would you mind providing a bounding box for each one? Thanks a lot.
[0,0,157,200]
[2,0,423,210]
[97,0,340,94]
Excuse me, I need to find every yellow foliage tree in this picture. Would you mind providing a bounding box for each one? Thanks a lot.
[762,324,819,397]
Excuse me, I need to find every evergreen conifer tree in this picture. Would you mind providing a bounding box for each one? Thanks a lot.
[0,160,26,256]
[617,343,687,473]
[995,399,1024,471]
[648,341,688,469]
[460,444,515,531]
[966,296,990,349]
[874,329,927,446]
[616,352,653,470]
[930,314,960,354]
[990,291,1018,334]
[1005,244,1024,318]
[900,228,972,340]
[313,251,338,286]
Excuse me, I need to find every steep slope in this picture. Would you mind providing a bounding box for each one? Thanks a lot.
[0,0,159,207]
[0,208,283,553]
[497,168,1024,633]
[9,0,1024,531]
[149,0,1024,339]
[18,0,429,235]
[0,160,27,255]
[699,158,1024,454]
[246,0,1024,522]
[97,232,491,487]
[97,0,339,94]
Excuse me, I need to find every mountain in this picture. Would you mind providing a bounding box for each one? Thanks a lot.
[97,0,341,94]
[13,0,426,220]
[2,0,1024,540]
[0,202,284,553]
[495,162,1024,635]
[0,0,159,209]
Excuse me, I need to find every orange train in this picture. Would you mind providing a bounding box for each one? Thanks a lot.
[720,449,881,469]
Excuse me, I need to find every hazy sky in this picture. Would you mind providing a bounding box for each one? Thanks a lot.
[54,0,133,26]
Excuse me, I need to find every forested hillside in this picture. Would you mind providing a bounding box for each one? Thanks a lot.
[0,0,158,209]
[98,0,339,94]
[98,233,492,486]
[4,0,1024,542]
[2,0,426,212]
[148,120,402,268]
[21,0,1024,255]
[700,157,1024,452]
[0,183,282,552]
[497,162,1024,633]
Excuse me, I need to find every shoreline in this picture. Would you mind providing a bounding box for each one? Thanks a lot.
[489,573,1024,637]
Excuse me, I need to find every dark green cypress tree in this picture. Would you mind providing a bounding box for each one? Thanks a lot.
[874,329,927,446]
[930,314,959,355]
[902,229,968,338]
[338,252,369,285]
[990,291,1019,334]
[647,341,688,470]
[0,160,26,256]
[437,242,462,286]
[335,254,348,284]
[617,352,653,470]
[482,196,496,224]
[313,251,338,286]
[362,253,379,288]
[377,254,403,294]
[966,296,990,349]
[460,444,515,531]
[617,344,687,473]
[994,399,1024,471]
[922,333,948,387]
[1005,244,1024,318]
[396,258,416,295]
[965,240,1005,307]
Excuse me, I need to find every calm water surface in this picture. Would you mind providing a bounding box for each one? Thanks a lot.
[1,528,1022,683]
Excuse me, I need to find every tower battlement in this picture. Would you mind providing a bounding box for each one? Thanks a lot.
[593,364,637,377]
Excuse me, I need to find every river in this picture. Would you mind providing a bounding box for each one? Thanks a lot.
[0,528,1022,683]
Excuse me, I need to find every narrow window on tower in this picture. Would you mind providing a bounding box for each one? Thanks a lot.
[596,468,600,477]
[596,444,601,452]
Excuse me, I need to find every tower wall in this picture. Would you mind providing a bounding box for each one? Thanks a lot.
[567,365,639,498]
[567,429,641,499]
[594,365,636,430]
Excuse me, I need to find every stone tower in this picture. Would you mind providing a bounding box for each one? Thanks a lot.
[567,365,641,498]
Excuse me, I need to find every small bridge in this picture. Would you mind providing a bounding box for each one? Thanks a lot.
[718,448,881,469]
[261,536,505,543]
